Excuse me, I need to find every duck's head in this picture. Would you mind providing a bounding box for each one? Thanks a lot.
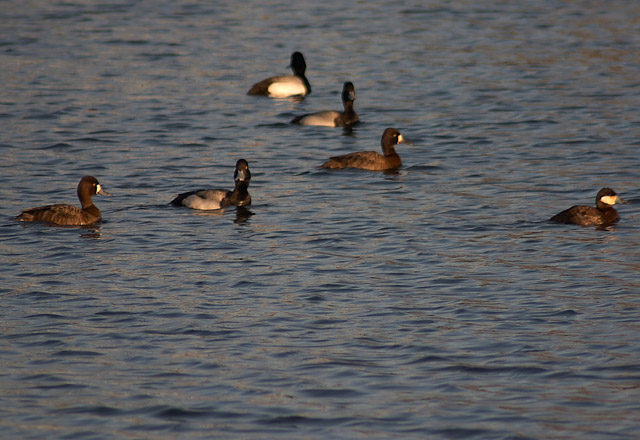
[596,187,626,209]
[234,159,251,183]
[289,52,307,76]
[342,82,356,103]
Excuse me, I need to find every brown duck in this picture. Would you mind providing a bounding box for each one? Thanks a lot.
[550,187,627,227]
[16,176,110,226]
[321,127,410,171]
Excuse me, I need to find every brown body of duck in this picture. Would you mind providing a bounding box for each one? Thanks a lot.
[321,127,410,171]
[16,176,110,226]
[248,52,311,98]
[170,159,251,210]
[550,187,627,227]
[291,82,358,127]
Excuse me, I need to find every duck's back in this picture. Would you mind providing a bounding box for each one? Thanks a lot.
[294,110,341,127]
[171,189,230,210]
[321,151,399,171]
[16,203,101,226]
[550,205,618,226]
[247,76,277,96]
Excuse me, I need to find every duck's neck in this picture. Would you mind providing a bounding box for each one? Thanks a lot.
[230,180,250,203]
[297,74,311,94]
[78,190,94,209]
[343,100,356,117]
[382,144,398,157]
[83,204,100,217]
[598,205,618,216]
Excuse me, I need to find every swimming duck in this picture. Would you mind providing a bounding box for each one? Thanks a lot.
[291,82,359,127]
[16,175,110,226]
[549,187,627,226]
[170,159,251,210]
[320,127,410,171]
[248,52,311,98]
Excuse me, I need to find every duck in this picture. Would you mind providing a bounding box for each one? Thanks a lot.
[170,159,251,210]
[16,175,110,226]
[320,127,410,171]
[248,52,311,98]
[291,82,359,127]
[549,187,627,226]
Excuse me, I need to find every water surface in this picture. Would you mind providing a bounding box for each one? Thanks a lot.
[1,1,639,439]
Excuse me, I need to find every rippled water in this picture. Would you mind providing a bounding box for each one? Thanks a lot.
[1,1,639,439]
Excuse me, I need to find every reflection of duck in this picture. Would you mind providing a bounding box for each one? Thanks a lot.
[292,82,358,127]
[248,52,311,98]
[234,206,254,225]
[321,128,410,171]
[16,176,110,226]
[170,159,251,210]
[550,188,627,226]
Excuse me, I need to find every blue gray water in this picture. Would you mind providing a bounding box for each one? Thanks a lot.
[1,1,639,439]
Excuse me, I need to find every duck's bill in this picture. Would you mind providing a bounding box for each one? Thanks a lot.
[398,134,413,146]
[235,168,250,182]
[97,185,111,197]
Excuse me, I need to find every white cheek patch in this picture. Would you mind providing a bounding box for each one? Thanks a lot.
[397,134,405,143]
[96,184,102,194]
[600,195,618,205]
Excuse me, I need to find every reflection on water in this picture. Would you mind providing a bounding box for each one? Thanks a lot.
[1,0,639,439]
[79,227,103,240]
[233,207,254,225]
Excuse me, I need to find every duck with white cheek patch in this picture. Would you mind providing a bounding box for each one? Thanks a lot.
[16,176,111,226]
[321,127,411,171]
[549,187,628,227]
